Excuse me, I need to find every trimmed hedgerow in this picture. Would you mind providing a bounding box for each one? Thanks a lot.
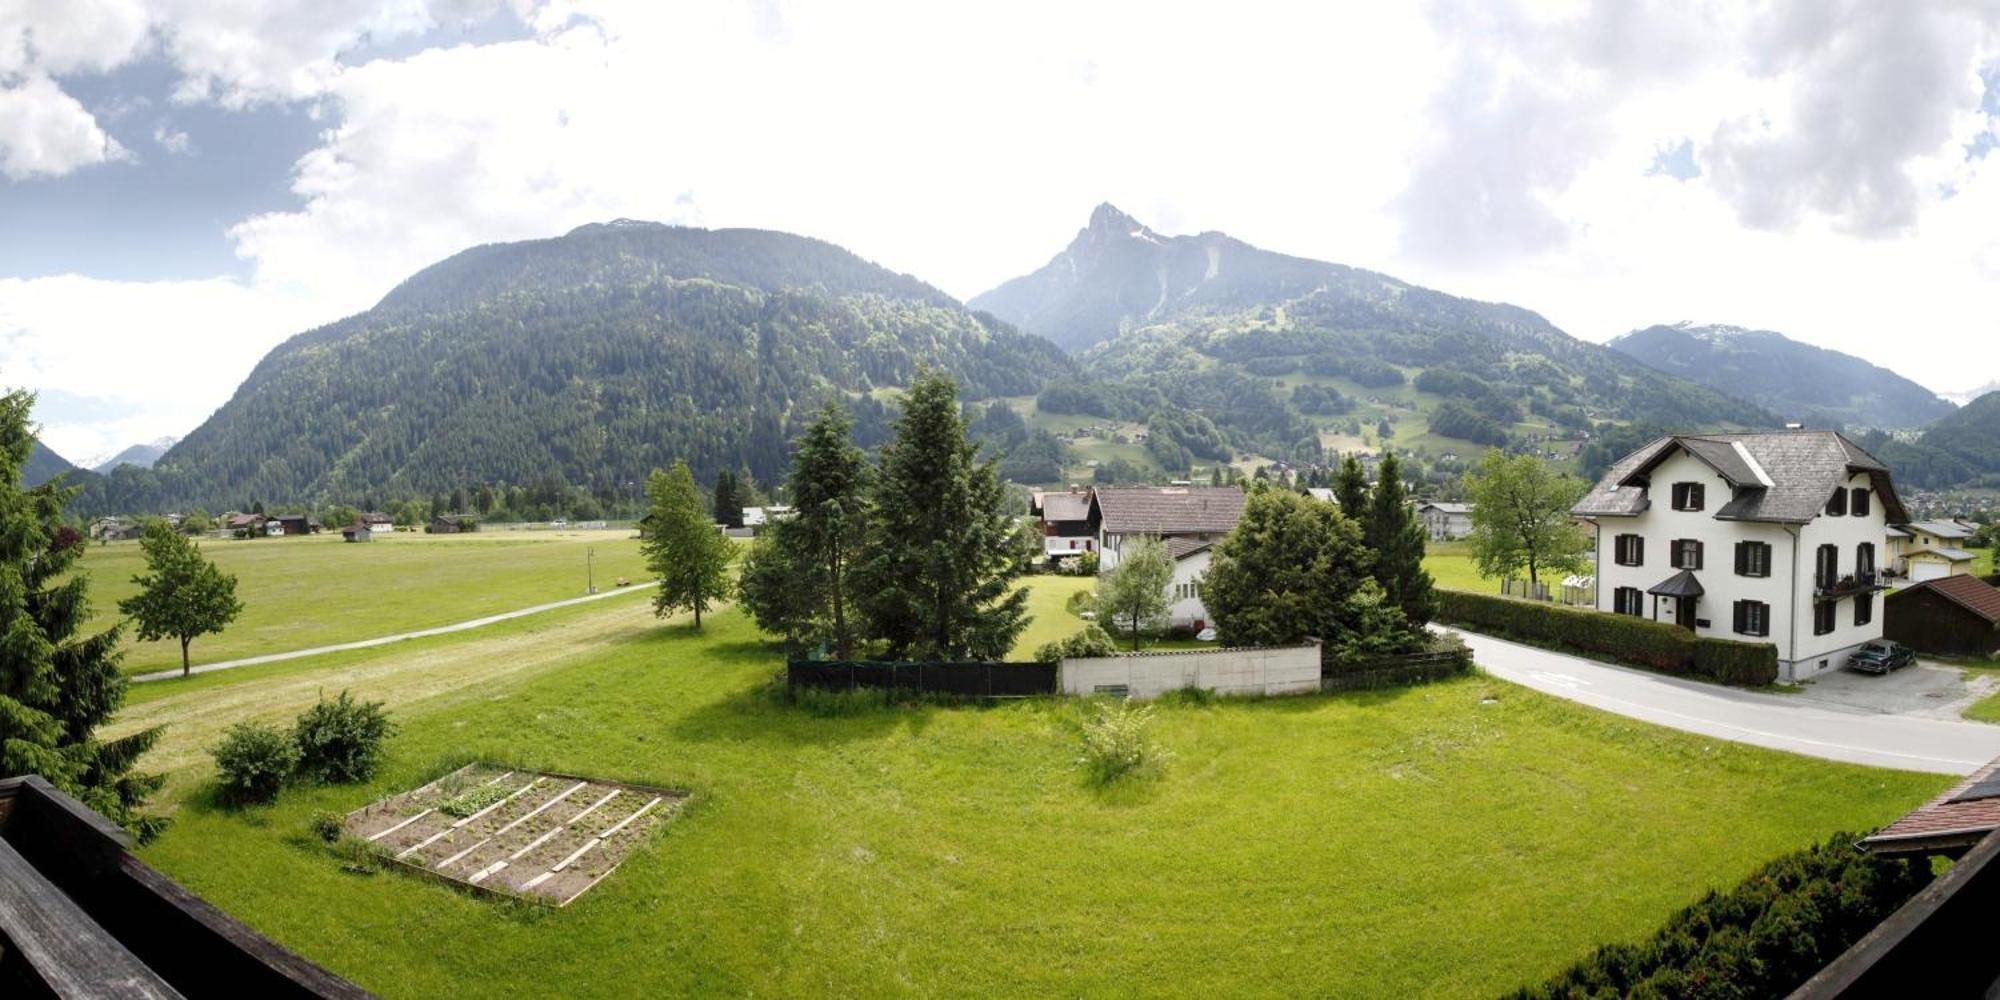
[1506,833,1932,999]
[1436,591,1777,686]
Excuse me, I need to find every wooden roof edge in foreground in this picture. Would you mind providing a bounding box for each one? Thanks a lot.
[1794,825,2000,998]
[0,775,373,999]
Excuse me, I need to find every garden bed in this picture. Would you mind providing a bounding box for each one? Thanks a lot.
[342,764,685,906]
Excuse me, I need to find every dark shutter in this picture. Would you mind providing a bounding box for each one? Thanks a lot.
[1852,488,1870,517]
[1734,541,1748,575]
[1733,601,1747,634]
[1691,483,1704,510]
[1693,540,1704,570]
[1635,536,1644,566]
[1826,489,1847,516]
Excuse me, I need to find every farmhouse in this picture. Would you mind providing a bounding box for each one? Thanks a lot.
[340,521,373,543]
[1574,430,1904,682]
[1031,488,1095,564]
[225,512,264,535]
[1088,485,1245,572]
[1415,500,1474,541]
[1885,574,2000,658]
[361,511,394,533]
[430,514,476,534]
[264,514,317,537]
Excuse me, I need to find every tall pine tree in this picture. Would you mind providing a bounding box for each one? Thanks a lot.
[641,460,735,628]
[1365,451,1437,627]
[788,402,869,658]
[0,391,162,839]
[856,373,1028,660]
[1333,454,1369,518]
[712,468,741,529]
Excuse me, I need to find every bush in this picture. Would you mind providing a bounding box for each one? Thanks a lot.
[1436,591,1779,686]
[1076,551,1099,577]
[1065,589,1097,616]
[293,691,395,784]
[1035,623,1120,663]
[210,722,299,805]
[1076,702,1170,785]
[310,810,345,844]
[1508,833,1933,999]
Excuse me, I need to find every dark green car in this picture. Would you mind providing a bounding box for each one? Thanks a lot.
[1847,639,1915,675]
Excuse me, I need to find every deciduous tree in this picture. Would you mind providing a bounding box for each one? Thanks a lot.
[1097,536,1173,651]
[120,520,244,678]
[641,460,735,628]
[1463,450,1590,589]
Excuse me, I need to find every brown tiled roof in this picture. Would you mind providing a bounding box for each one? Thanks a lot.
[1894,574,2000,625]
[1864,757,2000,854]
[1091,486,1245,535]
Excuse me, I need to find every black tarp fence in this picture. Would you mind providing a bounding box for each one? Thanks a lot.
[787,659,1058,697]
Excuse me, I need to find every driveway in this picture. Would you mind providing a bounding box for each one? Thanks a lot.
[1784,661,1999,719]
[1448,627,2000,775]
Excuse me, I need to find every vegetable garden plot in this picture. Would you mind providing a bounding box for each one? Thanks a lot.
[343,764,685,906]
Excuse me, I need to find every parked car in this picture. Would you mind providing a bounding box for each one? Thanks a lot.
[1847,639,1915,675]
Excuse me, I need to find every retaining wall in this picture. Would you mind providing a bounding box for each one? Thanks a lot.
[1061,644,1321,699]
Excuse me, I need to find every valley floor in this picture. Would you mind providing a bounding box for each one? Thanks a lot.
[120,602,1944,998]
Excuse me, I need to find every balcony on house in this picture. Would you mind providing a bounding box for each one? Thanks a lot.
[1816,569,1883,598]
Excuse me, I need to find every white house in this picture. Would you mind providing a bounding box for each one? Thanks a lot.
[1573,430,1905,683]
[1415,501,1474,541]
[1089,486,1245,572]
[1164,538,1214,628]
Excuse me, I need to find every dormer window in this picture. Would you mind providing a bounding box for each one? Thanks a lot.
[1671,482,1705,511]
[1825,488,1848,517]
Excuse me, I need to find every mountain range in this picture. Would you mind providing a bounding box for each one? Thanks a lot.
[1607,323,1953,430]
[25,438,75,487]
[90,437,179,473]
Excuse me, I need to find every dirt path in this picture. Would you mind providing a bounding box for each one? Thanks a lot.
[130,581,657,683]
[106,597,678,804]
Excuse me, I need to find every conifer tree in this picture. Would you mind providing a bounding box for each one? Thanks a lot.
[856,372,1028,659]
[0,391,162,838]
[1203,485,1374,647]
[712,468,741,528]
[641,460,735,628]
[1364,451,1437,627]
[1334,454,1369,518]
[787,401,869,657]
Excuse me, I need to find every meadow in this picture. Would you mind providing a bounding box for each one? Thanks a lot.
[117,591,1946,998]
[76,529,650,674]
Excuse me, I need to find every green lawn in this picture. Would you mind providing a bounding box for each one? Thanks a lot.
[1976,547,1995,577]
[129,607,1944,998]
[77,530,650,673]
[1424,540,1496,594]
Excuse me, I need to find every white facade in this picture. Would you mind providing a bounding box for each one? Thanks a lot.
[1585,449,1889,682]
[1169,549,1212,627]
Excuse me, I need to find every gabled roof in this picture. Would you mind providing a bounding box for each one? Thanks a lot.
[1040,493,1090,522]
[1572,430,1908,525]
[1889,574,2000,624]
[1909,519,1976,540]
[1163,537,1214,561]
[1418,501,1472,515]
[1911,547,1977,563]
[1091,486,1245,535]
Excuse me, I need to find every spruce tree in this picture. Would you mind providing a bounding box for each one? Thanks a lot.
[1365,451,1437,627]
[641,460,735,628]
[0,391,162,839]
[1203,484,1374,647]
[1334,455,1369,518]
[856,372,1029,660]
[787,402,869,658]
[712,468,741,529]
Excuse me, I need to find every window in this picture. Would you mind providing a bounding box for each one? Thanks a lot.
[1670,538,1704,570]
[1825,488,1848,517]
[1671,482,1706,511]
[1816,544,1839,589]
[1855,593,1873,627]
[1733,600,1770,637]
[1734,540,1771,578]
[1813,600,1836,636]
[1613,586,1644,617]
[1172,581,1200,601]
[1614,534,1644,566]
[1850,488,1871,517]
[1856,542,1875,579]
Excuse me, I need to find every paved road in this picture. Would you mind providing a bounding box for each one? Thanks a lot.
[132,582,656,684]
[1451,627,2000,775]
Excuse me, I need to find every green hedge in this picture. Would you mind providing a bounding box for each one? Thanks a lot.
[1436,591,1777,687]
[1323,634,1474,692]
[1507,833,1933,999]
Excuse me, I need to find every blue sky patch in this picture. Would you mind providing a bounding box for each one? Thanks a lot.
[1646,138,1700,180]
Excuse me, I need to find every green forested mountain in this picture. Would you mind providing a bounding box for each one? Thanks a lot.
[974,205,1776,475]
[1856,391,2000,490]
[75,221,1065,512]
[25,438,75,486]
[1609,323,1952,430]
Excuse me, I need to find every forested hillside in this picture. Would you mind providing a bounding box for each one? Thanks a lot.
[976,205,1775,478]
[1856,391,2000,490]
[25,438,74,486]
[1609,323,1952,429]
[73,221,1064,513]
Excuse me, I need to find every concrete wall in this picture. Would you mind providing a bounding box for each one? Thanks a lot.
[1061,644,1320,700]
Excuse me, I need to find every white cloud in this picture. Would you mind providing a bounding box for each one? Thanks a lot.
[0,74,130,179]
[152,122,193,155]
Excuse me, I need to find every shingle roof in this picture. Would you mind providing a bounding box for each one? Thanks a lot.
[1863,756,2000,855]
[1572,430,1908,525]
[1914,547,1978,563]
[1163,537,1214,561]
[1910,520,1975,540]
[1040,493,1090,522]
[1092,486,1245,535]
[1891,574,2000,624]
[1419,501,1472,515]
[1647,569,1705,598]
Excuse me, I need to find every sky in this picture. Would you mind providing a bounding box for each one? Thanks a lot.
[2,0,1999,463]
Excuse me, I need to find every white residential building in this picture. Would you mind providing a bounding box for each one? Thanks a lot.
[1573,430,1903,683]
[1164,538,1214,629]
[1415,501,1474,541]
[1089,485,1247,631]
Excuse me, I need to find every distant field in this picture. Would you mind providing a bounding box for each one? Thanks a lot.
[1424,540,1499,594]
[75,530,650,674]
[127,607,1945,998]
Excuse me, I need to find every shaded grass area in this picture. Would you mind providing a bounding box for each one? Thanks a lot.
[134,608,1945,998]
[76,531,650,673]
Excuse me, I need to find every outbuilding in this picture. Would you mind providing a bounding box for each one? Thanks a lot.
[1885,574,2000,658]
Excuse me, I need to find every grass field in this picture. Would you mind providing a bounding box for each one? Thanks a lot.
[75,530,650,674]
[120,599,1945,997]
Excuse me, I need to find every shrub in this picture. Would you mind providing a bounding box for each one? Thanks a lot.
[1035,623,1120,663]
[1065,588,1097,616]
[1076,702,1170,785]
[1436,591,1778,686]
[1076,551,1100,577]
[292,691,395,784]
[210,721,299,805]
[1507,833,1933,999]
[310,810,345,844]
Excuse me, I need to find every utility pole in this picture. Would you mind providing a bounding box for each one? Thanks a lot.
[587,546,596,595]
